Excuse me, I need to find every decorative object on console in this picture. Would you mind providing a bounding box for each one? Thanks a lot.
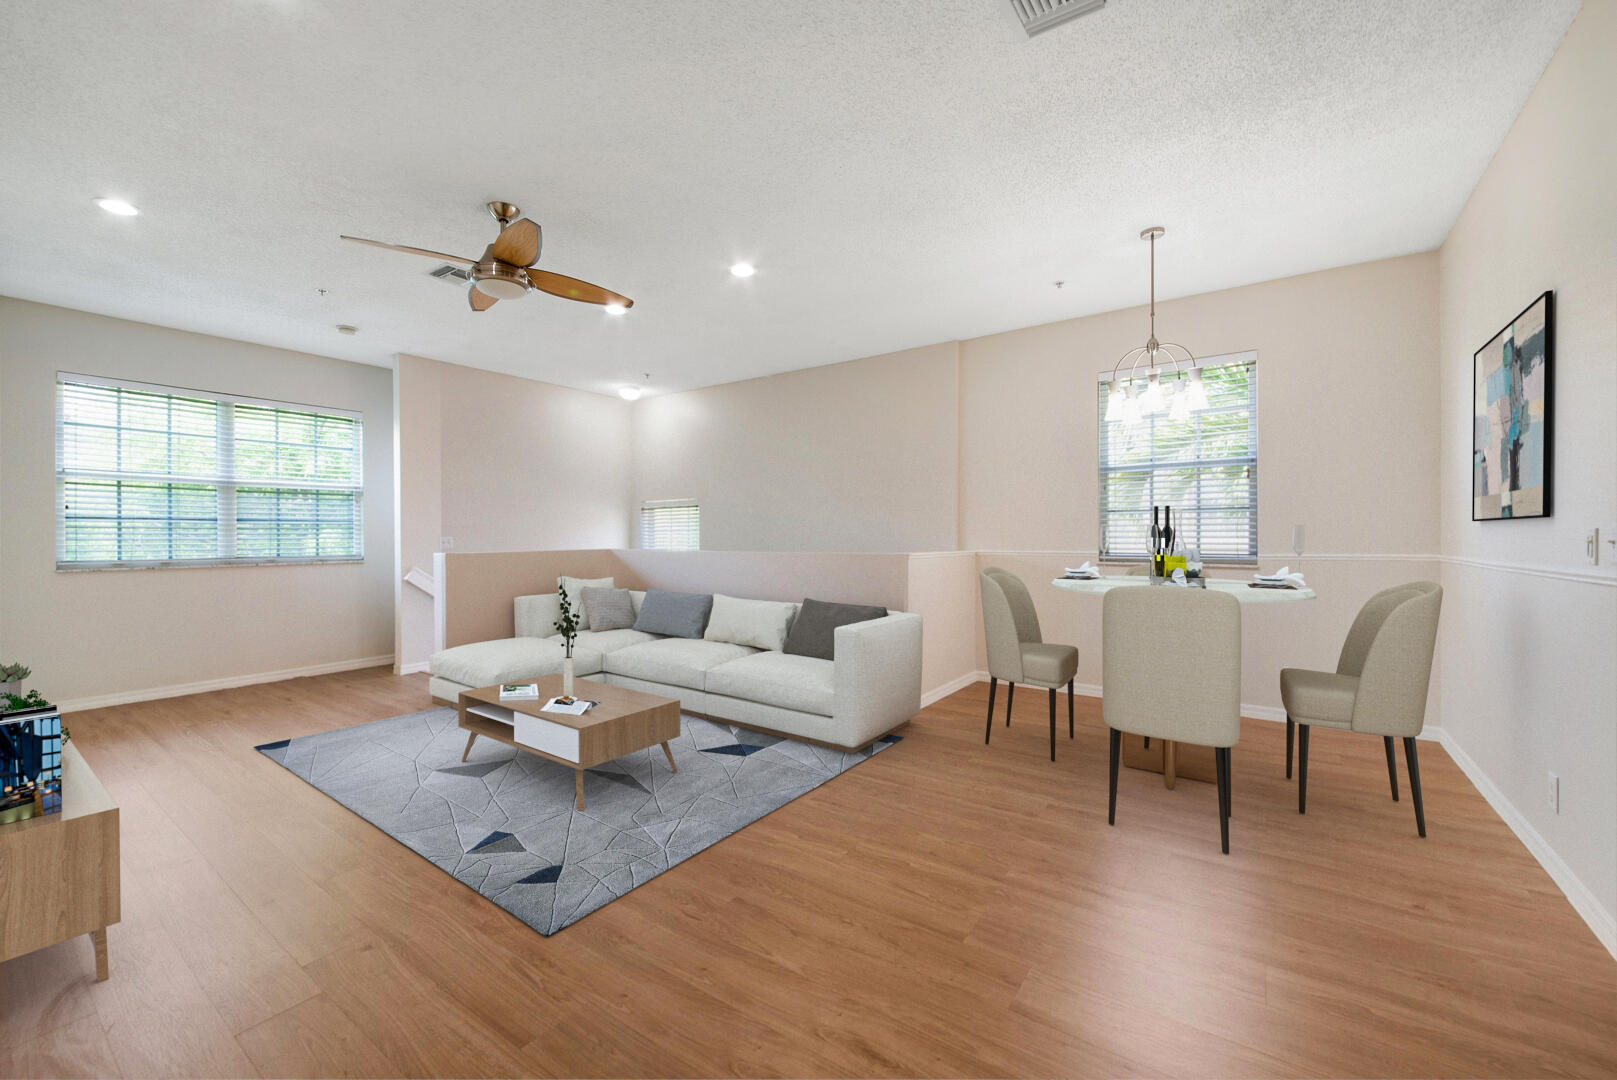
[631,589,714,639]
[554,584,579,697]
[782,599,890,661]
[1,703,63,825]
[580,587,636,632]
[1103,226,1211,426]
[0,662,30,698]
[257,706,900,935]
[1473,290,1553,520]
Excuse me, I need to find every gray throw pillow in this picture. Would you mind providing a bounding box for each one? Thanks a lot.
[581,587,635,632]
[782,598,889,661]
[632,589,714,639]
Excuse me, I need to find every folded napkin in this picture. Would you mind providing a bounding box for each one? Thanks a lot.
[1255,566,1307,588]
[1169,567,1189,586]
[1063,561,1100,579]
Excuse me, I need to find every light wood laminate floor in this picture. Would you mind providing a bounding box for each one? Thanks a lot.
[2,667,1613,1078]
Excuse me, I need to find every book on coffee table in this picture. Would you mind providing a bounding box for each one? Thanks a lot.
[499,683,540,700]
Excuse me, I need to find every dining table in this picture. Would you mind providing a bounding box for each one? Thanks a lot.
[1051,573,1316,788]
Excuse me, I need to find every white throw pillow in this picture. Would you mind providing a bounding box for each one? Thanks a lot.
[558,575,613,630]
[703,594,798,652]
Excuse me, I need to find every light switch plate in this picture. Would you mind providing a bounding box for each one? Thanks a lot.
[1548,772,1560,813]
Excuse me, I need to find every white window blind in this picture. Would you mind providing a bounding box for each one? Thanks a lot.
[56,374,364,569]
[1097,354,1257,563]
[640,500,699,551]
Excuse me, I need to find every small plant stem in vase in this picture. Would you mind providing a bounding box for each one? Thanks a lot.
[554,586,580,697]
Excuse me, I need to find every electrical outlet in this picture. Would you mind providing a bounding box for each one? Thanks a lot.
[440,536,454,550]
[1548,772,1560,814]
[1586,527,1601,565]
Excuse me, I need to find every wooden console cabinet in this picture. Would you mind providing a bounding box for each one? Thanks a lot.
[0,743,120,980]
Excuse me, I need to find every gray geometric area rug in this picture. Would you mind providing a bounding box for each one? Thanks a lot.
[256,707,900,935]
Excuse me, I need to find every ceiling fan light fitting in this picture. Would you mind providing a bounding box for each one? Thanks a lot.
[472,272,528,300]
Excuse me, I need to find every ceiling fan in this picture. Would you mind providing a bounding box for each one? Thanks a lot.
[340,201,633,313]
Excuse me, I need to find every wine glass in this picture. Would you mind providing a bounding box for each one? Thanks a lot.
[1291,524,1306,571]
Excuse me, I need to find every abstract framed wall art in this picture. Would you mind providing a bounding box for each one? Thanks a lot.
[1473,290,1553,520]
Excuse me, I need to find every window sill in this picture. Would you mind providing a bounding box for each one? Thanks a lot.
[56,557,364,572]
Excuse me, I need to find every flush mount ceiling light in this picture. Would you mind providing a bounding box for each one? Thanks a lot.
[729,262,756,278]
[617,385,642,401]
[1104,226,1210,425]
[95,197,139,217]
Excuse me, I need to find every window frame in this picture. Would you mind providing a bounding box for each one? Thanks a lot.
[639,499,700,551]
[1096,351,1259,567]
[55,372,365,571]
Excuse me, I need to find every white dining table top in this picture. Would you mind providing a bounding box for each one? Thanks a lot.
[1050,575,1316,603]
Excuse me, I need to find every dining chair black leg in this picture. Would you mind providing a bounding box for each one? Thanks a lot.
[1285,715,1294,779]
[1384,735,1400,801]
[1067,679,1075,738]
[1107,728,1121,825]
[985,677,997,745]
[1047,688,1057,762]
[1215,747,1230,854]
[1297,724,1310,814]
[1005,682,1014,726]
[1404,736,1426,838]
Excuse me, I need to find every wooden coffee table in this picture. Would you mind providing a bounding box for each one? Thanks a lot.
[456,676,680,810]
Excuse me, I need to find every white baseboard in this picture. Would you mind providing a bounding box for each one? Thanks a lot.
[396,660,430,675]
[920,670,984,707]
[1433,729,1617,960]
[55,654,396,713]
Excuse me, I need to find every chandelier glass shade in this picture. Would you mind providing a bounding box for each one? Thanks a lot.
[1105,227,1208,426]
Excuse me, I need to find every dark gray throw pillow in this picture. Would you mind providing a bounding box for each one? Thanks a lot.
[632,589,714,639]
[580,587,636,632]
[781,598,889,661]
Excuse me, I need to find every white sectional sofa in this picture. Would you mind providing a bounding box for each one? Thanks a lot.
[428,590,923,751]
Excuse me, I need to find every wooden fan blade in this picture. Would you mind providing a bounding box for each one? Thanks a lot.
[490,218,541,267]
[468,287,498,312]
[526,268,633,308]
[340,235,475,266]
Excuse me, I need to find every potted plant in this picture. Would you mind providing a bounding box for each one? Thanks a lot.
[554,585,579,697]
[0,662,30,698]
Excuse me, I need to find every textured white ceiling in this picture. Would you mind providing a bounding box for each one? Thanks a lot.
[0,0,1580,395]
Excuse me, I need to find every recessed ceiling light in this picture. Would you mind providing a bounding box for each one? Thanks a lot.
[729,262,755,278]
[618,385,642,401]
[604,303,627,316]
[336,324,358,336]
[95,197,139,217]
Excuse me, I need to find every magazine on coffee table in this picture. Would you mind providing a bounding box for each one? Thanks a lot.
[541,695,598,716]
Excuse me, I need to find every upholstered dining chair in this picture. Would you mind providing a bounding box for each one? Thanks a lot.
[1281,581,1443,837]
[979,568,1079,761]
[1103,586,1242,853]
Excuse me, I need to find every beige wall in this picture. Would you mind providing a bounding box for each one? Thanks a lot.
[1436,0,1617,946]
[394,354,633,669]
[631,342,961,552]
[0,299,395,707]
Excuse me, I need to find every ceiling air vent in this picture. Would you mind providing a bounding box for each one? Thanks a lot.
[1012,0,1105,36]
[428,263,472,284]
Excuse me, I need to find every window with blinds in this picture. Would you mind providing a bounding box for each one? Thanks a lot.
[1097,353,1257,563]
[640,500,699,551]
[56,374,364,568]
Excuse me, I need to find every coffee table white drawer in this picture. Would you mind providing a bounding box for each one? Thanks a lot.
[511,713,581,763]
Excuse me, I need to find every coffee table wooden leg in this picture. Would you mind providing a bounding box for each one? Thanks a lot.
[1163,740,1178,790]
[91,927,108,981]
[662,741,677,773]
[462,731,477,762]
[575,769,585,810]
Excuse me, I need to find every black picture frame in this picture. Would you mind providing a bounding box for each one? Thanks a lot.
[1472,290,1553,521]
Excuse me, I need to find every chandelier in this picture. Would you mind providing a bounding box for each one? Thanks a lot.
[1105,226,1209,425]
